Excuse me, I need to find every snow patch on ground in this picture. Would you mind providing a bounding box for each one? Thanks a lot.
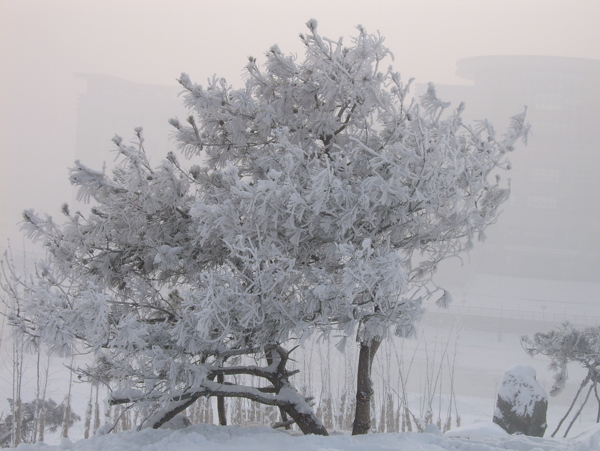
[445,421,508,439]
[7,422,600,451]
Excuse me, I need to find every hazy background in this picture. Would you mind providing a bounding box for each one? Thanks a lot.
[2,0,600,439]
[2,0,600,254]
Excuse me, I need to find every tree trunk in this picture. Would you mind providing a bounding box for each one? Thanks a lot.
[352,339,381,435]
[93,385,101,433]
[84,385,93,439]
[217,373,227,426]
[12,335,24,447]
[564,382,595,437]
[278,409,291,430]
[551,373,590,437]
[62,357,74,438]
[38,405,46,443]
[14,398,22,446]
[140,384,328,435]
[149,394,202,429]
[281,402,328,436]
[594,382,600,423]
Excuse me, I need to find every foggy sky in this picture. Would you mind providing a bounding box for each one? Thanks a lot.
[2,0,600,255]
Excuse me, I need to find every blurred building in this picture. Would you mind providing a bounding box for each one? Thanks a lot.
[433,56,600,282]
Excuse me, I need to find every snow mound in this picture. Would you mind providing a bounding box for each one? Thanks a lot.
[7,422,600,451]
[572,423,600,449]
[445,421,508,439]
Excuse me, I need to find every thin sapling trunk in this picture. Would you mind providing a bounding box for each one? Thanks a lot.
[352,339,381,435]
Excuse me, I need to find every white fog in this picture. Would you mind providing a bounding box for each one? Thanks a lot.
[1,1,600,450]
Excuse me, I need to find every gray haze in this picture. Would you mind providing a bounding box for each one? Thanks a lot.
[2,1,600,283]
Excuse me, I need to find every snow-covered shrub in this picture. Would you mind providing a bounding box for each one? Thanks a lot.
[522,322,600,437]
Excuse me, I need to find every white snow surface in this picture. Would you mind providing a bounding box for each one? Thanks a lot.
[7,423,600,451]
[444,421,508,439]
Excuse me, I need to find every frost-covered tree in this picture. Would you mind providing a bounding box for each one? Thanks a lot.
[522,322,600,437]
[5,20,528,435]
[0,398,79,447]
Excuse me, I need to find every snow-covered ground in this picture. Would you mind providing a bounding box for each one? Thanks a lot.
[3,273,600,450]
[7,422,600,451]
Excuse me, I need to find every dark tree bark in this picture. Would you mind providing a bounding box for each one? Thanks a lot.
[149,394,202,429]
[564,382,594,438]
[216,373,227,426]
[264,349,292,430]
[352,339,381,435]
[280,401,328,436]
[264,346,328,436]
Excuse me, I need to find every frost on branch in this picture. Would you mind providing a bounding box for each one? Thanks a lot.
[522,322,600,396]
[6,19,528,434]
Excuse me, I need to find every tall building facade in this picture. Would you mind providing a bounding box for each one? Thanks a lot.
[433,56,600,282]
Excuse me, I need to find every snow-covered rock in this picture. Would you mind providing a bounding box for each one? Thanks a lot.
[493,364,548,436]
[6,422,599,451]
